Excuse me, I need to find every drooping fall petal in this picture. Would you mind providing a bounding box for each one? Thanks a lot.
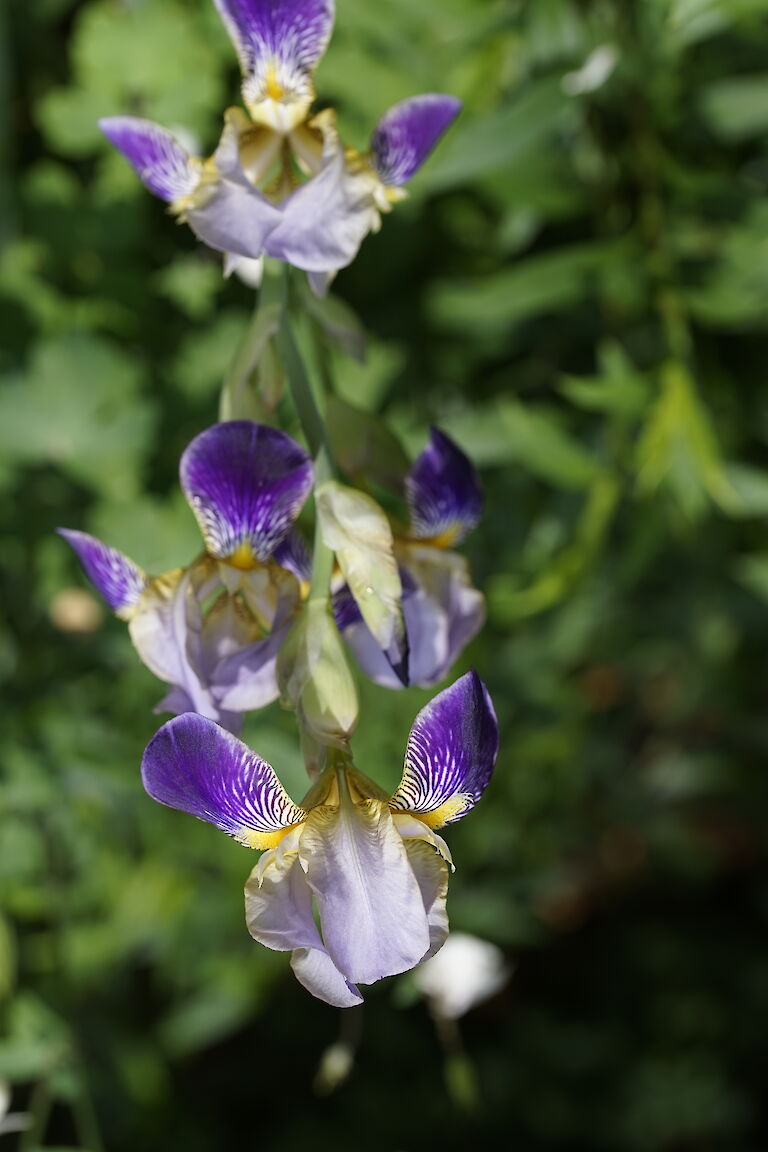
[99,116,201,201]
[371,95,461,187]
[406,428,483,545]
[141,712,305,848]
[57,529,146,619]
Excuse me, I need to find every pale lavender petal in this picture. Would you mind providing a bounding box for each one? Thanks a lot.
[390,670,499,826]
[57,529,146,616]
[180,421,313,562]
[214,0,334,89]
[99,117,200,202]
[338,552,484,688]
[265,116,379,272]
[272,527,312,582]
[245,845,362,1007]
[291,947,363,1008]
[300,798,429,984]
[141,712,304,844]
[371,95,461,187]
[405,839,450,960]
[185,117,282,258]
[406,428,482,543]
[212,627,285,712]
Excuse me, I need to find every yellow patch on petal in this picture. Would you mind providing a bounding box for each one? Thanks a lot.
[408,793,472,830]
[226,541,258,570]
[234,822,302,850]
[265,61,285,102]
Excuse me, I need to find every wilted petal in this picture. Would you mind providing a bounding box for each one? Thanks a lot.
[371,95,461,187]
[180,421,313,563]
[300,794,429,984]
[265,113,380,272]
[57,529,146,619]
[100,116,201,201]
[214,0,335,127]
[185,113,282,258]
[316,480,406,680]
[390,670,499,828]
[406,428,483,544]
[142,712,305,847]
[405,838,450,960]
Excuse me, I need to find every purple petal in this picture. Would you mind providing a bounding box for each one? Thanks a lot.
[180,421,313,563]
[141,712,304,846]
[371,95,461,187]
[214,0,334,87]
[389,671,499,827]
[99,117,200,202]
[57,529,146,617]
[406,428,482,544]
[272,527,312,583]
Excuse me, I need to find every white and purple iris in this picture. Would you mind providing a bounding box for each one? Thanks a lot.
[141,669,498,1007]
[59,421,313,732]
[336,428,485,688]
[98,0,461,294]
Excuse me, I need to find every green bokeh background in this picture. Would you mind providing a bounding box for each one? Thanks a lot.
[4,0,768,1147]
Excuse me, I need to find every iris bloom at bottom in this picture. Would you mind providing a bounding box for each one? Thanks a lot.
[141,670,498,1007]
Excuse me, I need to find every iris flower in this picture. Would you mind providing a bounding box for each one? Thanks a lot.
[141,669,498,1007]
[99,0,461,293]
[336,428,485,688]
[59,421,313,731]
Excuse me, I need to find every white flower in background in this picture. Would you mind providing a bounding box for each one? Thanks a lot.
[413,931,509,1019]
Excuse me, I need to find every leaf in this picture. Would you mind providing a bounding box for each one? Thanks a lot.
[326,396,410,493]
[634,360,737,517]
[0,335,153,497]
[560,342,651,418]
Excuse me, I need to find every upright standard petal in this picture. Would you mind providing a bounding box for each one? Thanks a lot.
[371,95,461,187]
[389,671,499,828]
[300,794,430,984]
[214,0,335,127]
[142,712,305,848]
[406,428,483,545]
[57,529,146,619]
[180,421,313,564]
[99,117,201,202]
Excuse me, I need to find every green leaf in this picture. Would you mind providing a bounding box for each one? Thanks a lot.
[326,396,410,492]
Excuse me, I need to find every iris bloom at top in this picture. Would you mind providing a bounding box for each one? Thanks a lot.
[336,428,485,688]
[59,421,312,732]
[142,670,498,1007]
[99,0,461,293]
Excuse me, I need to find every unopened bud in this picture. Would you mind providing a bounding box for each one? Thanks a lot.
[277,599,358,746]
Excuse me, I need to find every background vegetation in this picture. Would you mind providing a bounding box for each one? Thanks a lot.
[4,0,768,1147]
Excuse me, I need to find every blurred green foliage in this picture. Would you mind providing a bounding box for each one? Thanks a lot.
[4,0,768,1148]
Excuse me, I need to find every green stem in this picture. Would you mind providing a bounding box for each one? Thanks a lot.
[220,266,283,421]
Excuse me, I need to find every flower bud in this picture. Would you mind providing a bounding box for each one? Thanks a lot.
[277,599,358,748]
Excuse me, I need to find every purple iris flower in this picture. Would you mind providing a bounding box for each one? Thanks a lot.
[336,428,485,688]
[98,1,461,293]
[59,421,313,732]
[141,669,498,1007]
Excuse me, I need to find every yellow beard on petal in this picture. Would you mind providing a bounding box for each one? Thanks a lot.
[409,793,472,830]
[234,823,301,850]
[226,541,258,570]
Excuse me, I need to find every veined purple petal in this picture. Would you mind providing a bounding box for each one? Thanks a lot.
[406,428,482,544]
[141,712,305,846]
[371,95,461,187]
[390,671,499,827]
[99,117,200,202]
[214,0,334,91]
[57,529,146,617]
[180,421,314,563]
